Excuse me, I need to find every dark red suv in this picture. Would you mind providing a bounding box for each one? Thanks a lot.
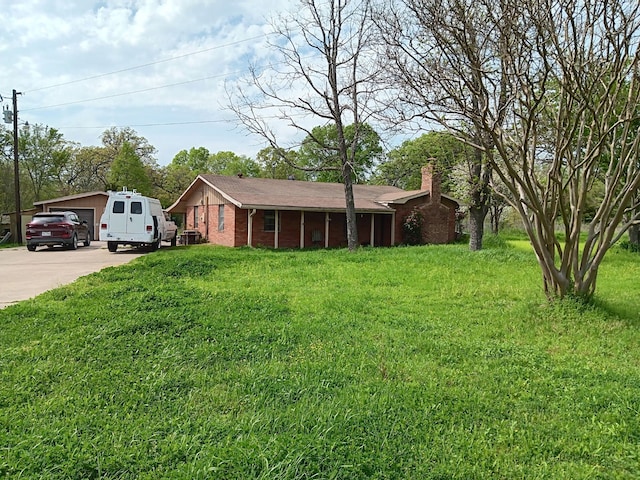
[26,211,91,251]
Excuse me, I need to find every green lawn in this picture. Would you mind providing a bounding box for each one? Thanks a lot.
[1,237,639,479]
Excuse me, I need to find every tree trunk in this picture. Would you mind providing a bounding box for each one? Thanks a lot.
[468,148,491,251]
[490,205,500,234]
[630,223,639,247]
[342,168,359,251]
[468,205,487,251]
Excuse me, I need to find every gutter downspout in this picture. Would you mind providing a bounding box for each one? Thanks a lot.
[300,211,305,249]
[248,209,256,247]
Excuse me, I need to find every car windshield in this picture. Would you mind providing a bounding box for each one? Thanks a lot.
[30,215,66,224]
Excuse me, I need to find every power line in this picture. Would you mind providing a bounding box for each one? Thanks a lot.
[55,112,305,131]
[59,119,231,129]
[21,70,243,111]
[26,34,272,93]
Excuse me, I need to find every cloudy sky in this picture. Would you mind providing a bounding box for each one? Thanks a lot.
[1,0,302,166]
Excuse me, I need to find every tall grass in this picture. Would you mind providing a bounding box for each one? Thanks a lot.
[1,238,639,479]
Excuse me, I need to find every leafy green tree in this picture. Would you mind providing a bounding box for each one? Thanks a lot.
[107,142,152,195]
[155,163,195,208]
[63,146,112,194]
[373,132,469,191]
[297,123,383,183]
[171,147,211,172]
[101,127,157,168]
[0,126,14,215]
[255,147,302,179]
[208,151,261,177]
[19,124,73,204]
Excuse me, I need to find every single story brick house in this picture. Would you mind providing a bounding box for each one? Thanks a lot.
[166,165,460,248]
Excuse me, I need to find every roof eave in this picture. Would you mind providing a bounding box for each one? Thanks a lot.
[167,175,243,213]
[239,204,395,214]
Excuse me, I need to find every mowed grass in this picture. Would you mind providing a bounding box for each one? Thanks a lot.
[1,236,639,479]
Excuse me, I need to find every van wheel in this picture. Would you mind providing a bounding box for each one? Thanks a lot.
[170,235,177,247]
[107,241,118,252]
[151,236,160,251]
[84,232,91,247]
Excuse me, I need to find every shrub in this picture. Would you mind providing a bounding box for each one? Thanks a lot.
[619,240,640,253]
[402,208,424,245]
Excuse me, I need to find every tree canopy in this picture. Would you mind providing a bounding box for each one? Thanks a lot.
[107,141,152,196]
[297,123,383,183]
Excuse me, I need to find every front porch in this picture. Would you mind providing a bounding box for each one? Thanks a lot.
[243,209,396,249]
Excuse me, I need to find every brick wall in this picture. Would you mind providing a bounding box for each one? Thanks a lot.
[394,196,457,245]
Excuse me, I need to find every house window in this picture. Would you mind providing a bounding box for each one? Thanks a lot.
[194,205,199,228]
[218,204,224,232]
[264,210,281,232]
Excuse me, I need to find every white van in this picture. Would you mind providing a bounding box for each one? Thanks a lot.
[99,189,177,252]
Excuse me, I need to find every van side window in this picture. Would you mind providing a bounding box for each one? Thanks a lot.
[113,201,125,214]
[131,202,143,214]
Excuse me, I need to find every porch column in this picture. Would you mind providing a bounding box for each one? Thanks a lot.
[274,209,279,249]
[324,212,330,248]
[300,211,305,249]
[370,213,375,247]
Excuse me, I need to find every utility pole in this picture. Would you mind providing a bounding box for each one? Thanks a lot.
[12,89,22,244]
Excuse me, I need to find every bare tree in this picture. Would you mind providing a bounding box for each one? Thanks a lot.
[228,0,381,251]
[379,0,640,299]
[375,0,500,251]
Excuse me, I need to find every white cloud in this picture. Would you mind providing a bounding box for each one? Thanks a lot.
[1,0,356,165]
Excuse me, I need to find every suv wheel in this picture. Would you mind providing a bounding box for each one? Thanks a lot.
[27,244,37,252]
[83,231,91,247]
[69,234,78,250]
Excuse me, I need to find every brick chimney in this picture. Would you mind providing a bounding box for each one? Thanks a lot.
[421,162,441,203]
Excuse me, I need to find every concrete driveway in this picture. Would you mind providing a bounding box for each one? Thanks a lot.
[0,242,146,309]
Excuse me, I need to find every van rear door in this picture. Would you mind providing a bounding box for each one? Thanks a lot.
[109,199,128,234]
[127,199,146,235]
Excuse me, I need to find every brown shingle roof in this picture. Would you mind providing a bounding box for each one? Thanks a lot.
[199,175,405,212]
